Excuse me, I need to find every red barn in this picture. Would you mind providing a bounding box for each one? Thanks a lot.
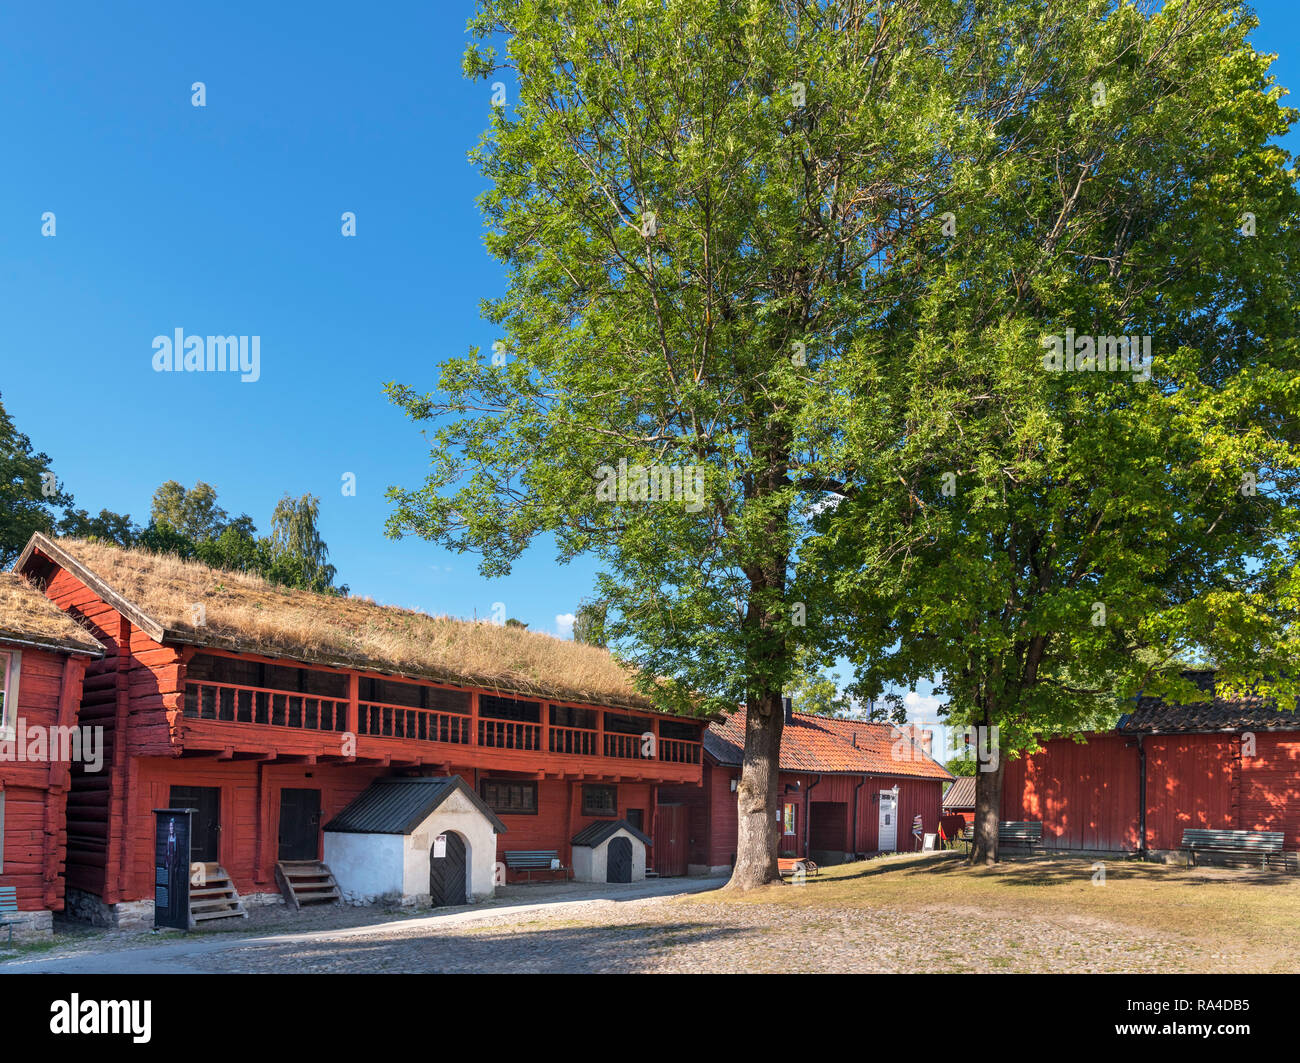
[1003,672,1300,857]
[659,704,952,873]
[12,534,706,927]
[0,572,104,939]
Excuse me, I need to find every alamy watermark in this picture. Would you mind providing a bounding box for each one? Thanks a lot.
[1042,329,1152,382]
[0,718,104,772]
[595,458,705,512]
[152,328,261,382]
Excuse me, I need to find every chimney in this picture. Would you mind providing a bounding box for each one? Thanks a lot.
[782,696,793,725]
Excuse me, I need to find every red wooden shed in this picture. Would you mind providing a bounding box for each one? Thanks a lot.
[1002,672,1300,856]
[0,572,104,939]
[12,534,707,927]
[659,703,952,872]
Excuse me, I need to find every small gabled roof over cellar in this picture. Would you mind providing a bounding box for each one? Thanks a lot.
[571,818,651,847]
[324,776,507,835]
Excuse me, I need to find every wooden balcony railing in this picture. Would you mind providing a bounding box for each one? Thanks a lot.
[549,724,598,756]
[183,680,347,732]
[659,737,703,764]
[604,732,648,760]
[182,682,703,765]
[478,718,542,751]
[358,702,471,744]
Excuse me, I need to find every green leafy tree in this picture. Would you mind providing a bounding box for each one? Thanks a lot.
[57,507,141,547]
[786,646,851,717]
[813,0,1300,864]
[269,493,340,593]
[386,0,954,888]
[572,598,608,648]
[0,393,73,566]
[150,481,254,542]
[945,756,977,778]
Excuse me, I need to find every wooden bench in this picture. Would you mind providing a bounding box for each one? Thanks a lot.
[778,857,819,878]
[0,887,19,946]
[955,822,1041,850]
[504,850,572,882]
[1181,829,1286,871]
[998,821,1042,849]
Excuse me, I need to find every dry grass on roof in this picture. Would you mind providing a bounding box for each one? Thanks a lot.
[58,538,654,709]
[0,571,103,654]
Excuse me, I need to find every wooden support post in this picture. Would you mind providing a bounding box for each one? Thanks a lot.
[346,672,359,744]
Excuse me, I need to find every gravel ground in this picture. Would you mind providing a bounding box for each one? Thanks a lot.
[180,894,1196,974]
[5,855,1284,973]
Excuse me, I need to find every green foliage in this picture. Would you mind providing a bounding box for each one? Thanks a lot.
[387,0,1300,765]
[0,393,72,566]
[805,0,1300,756]
[150,480,254,542]
[572,598,608,647]
[786,645,851,716]
[945,757,977,778]
[388,0,954,716]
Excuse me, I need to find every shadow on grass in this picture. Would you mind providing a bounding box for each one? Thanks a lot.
[819,851,1299,890]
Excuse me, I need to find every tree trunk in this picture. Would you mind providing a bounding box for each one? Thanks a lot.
[725,689,785,889]
[968,755,1005,866]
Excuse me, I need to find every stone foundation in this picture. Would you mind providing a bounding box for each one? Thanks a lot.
[0,909,53,943]
[64,888,155,930]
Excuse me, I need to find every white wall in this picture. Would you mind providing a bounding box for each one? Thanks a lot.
[324,832,404,905]
[404,788,499,903]
[572,828,647,883]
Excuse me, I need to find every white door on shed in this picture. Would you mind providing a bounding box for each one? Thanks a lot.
[878,789,898,852]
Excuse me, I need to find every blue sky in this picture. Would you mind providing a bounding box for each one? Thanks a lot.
[2,1,1297,735]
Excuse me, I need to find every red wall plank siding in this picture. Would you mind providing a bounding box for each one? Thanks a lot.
[28,555,706,906]
[1143,735,1237,850]
[1002,734,1140,851]
[700,764,945,866]
[1238,734,1300,847]
[0,647,89,911]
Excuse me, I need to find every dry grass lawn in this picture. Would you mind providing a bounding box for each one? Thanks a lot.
[693,850,1300,972]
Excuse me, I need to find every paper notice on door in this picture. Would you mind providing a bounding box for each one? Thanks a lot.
[434,834,447,858]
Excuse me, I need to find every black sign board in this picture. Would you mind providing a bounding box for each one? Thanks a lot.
[153,808,194,931]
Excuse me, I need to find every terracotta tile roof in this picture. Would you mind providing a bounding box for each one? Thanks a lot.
[942,775,977,810]
[0,571,104,656]
[1120,672,1300,734]
[706,707,952,780]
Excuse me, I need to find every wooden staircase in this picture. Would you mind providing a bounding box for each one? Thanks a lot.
[189,863,248,926]
[275,861,342,910]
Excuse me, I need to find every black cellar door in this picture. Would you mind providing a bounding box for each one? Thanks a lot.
[278,789,322,861]
[607,836,633,883]
[169,786,220,863]
[429,831,467,907]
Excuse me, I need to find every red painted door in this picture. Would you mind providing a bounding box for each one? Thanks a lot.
[654,803,689,876]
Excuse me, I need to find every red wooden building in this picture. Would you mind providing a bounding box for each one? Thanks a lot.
[12,534,706,926]
[1002,672,1300,856]
[0,572,104,938]
[659,703,952,873]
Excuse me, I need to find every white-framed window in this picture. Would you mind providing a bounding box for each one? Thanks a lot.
[0,649,18,739]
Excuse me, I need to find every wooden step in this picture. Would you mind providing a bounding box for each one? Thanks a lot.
[275,861,342,910]
[186,863,248,928]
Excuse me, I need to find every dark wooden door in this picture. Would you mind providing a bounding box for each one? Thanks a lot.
[653,803,688,876]
[607,836,633,883]
[169,785,220,863]
[429,831,467,906]
[278,788,322,861]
